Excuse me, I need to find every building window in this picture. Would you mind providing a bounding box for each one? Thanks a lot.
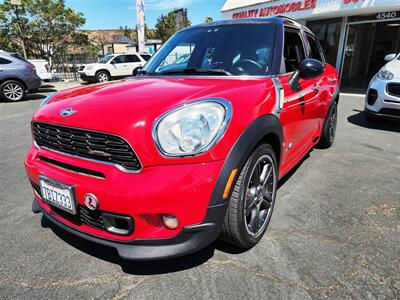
[307,18,341,66]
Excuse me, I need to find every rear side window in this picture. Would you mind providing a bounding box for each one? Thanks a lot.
[0,57,11,64]
[125,55,141,63]
[283,30,305,73]
[306,33,324,62]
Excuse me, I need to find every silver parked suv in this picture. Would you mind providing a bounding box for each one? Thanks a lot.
[0,51,42,102]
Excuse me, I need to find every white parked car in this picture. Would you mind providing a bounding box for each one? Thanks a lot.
[28,59,52,81]
[78,53,150,83]
[365,53,400,121]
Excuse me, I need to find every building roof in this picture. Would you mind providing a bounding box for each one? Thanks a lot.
[221,0,276,12]
[114,35,137,45]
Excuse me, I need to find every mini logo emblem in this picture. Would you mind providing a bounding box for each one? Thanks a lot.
[84,193,99,210]
[60,108,77,117]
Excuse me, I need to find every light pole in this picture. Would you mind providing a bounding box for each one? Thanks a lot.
[11,0,27,59]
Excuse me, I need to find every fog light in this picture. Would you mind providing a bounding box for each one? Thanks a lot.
[162,214,179,230]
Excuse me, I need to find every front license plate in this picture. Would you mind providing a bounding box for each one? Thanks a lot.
[39,175,77,215]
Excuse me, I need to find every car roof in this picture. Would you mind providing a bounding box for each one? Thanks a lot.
[183,16,312,34]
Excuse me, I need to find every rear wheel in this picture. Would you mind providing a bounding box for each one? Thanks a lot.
[0,80,26,102]
[220,144,278,248]
[96,71,110,83]
[317,101,338,149]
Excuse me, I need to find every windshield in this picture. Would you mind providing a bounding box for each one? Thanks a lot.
[142,24,276,76]
[98,55,115,64]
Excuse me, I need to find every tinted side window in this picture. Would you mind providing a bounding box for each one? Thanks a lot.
[125,55,140,63]
[112,56,124,64]
[0,58,11,64]
[283,30,305,72]
[306,33,323,62]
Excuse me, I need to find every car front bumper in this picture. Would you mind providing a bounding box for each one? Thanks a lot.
[365,76,400,120]
[25,145,228,260]
[78,72,95,82]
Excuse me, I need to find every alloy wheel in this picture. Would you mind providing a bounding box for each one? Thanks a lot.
[98,73,109,82]
[3,83,24,101]
[244,154,276,237]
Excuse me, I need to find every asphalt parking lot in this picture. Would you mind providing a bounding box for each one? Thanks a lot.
[0,84,399,299]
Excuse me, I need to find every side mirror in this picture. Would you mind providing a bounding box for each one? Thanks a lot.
[110,60,115,65]
[132,66,143,76]
[288,59,324,91]
[384,53,396,62]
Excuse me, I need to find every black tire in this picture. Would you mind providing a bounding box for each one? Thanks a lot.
[95,71,111,83]
[220,144,278,249]
[0,80,26,102]
[317,100,338,149]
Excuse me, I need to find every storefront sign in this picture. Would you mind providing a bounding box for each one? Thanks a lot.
[222,0,400,21]
[232,0,316,19]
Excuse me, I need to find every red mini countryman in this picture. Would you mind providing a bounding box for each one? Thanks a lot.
[25,17,339,260]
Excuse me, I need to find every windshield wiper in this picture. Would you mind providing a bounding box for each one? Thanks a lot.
[159,67,232,76]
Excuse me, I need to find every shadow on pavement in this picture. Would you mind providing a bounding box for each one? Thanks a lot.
[42,216,217,274]
[348,111,400,133]
[24,93,47,101]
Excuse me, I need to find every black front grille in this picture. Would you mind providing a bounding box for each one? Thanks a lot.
[387,83,400,97]
[52,206,105,230]
[379,108,400,117]
[32,122,141,171]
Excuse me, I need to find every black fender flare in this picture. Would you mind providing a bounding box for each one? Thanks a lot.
[208,114,283,207]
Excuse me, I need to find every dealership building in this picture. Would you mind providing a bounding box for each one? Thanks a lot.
[221,0,400,91]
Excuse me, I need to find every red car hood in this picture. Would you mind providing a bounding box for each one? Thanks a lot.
[35,77,272,131]
[34,76,275,165]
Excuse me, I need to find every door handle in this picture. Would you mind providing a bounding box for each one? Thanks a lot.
[313,84,321,93]
[329,77,337,83]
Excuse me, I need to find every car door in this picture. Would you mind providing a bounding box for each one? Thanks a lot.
[110,55,134,76]
[123,54,143,75]
[304,32,332,128]
[278,28,321,174]
[109,55,125,76]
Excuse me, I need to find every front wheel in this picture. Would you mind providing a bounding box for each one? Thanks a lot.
[220,144,278,248]
[95,71,110,83]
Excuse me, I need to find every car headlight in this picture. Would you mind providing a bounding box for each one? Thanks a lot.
[38,93,56,109]
[153,99,232,156]
[377,69,394,80]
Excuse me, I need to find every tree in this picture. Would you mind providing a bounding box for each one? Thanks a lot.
[204,16,214,23]
[155,10,191,42]
[0,0,90,60]
[155,12,177,43]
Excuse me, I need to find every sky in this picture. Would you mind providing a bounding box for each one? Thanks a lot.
[64,0,227,30]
